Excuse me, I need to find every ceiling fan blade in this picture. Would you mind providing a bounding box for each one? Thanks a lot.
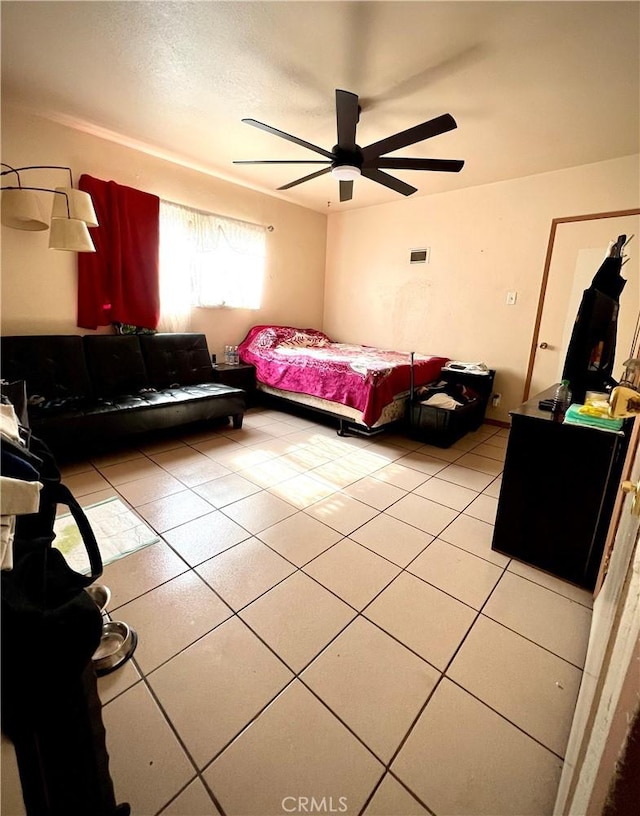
[242,118,334,160]
[339,180,353,202]
[277,167,331,191]
[234,160,331,165]
[335,89,359,151]
[368,157,465,173]
[361,168,418,196]
[361,113,457,160]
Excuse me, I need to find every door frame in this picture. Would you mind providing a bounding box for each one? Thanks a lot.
[523,208,640,402]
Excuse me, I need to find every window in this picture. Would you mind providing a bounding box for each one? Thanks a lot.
[158,200,267,331]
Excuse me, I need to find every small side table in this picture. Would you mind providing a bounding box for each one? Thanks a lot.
[212,363,256,402]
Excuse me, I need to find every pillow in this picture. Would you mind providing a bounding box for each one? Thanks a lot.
[279,330,329,348]
[248,326,330,353]
[254,328,280,349]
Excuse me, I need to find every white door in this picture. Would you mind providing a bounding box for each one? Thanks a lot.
[528,213,639,400]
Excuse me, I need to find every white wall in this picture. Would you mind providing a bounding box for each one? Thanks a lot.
[324,155,640,422]
[0,105,327,362]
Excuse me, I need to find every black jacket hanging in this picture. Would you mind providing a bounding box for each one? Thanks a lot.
[562,255,626,403]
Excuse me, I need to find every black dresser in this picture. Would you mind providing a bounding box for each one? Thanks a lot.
[491,385,630,590]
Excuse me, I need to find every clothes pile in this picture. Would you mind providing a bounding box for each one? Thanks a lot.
[415,379,481,411]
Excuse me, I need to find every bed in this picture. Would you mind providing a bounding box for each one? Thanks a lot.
[238,325,449,435]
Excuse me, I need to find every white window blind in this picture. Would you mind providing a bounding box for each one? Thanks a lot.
[158,200,267,331]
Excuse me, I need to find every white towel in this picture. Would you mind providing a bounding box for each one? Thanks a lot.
[1,476,43,571]
[420,393,462,410]
[1,517,16,570]
[0,403,22,444]
[0,476,42,516]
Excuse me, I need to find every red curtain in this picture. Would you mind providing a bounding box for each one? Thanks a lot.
[77,175,160,330]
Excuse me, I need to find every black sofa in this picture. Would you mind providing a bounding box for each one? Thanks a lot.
[1,333,246,453]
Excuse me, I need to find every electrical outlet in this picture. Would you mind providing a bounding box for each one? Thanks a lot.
[491,393,501,407]
[506,291,517,305]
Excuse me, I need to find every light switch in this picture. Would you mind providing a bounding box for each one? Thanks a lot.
[506,291,518,305]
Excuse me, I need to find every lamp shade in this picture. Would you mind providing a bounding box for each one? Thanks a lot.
[1,189,49,231]
[51,187,98,226]
[331,165,361,182]
[48,217,96,252]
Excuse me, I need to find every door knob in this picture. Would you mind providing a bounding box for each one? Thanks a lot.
[539,342,550,349]
[621,479,640,517]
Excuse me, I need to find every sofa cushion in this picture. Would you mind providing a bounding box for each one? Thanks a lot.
[83,336,148,397]
[1,335,93,402]
[139,333,214,388]
[37,384,246,449]
[86,383,244,414]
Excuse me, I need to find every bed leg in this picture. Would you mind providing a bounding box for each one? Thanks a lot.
[232,413,244,429]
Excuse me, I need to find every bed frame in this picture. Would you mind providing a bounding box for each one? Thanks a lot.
[257,383,408,438]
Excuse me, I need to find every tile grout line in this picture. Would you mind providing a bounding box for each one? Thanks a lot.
[358,769,436,816]
[376,556,577,805]
[83,417,574,814]
[363,558,515,816]
[100,422,508,670]
[114,650,228,816]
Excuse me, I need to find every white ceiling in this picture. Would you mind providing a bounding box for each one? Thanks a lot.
[2,1,639,214]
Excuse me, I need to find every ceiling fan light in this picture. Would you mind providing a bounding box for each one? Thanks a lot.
[48,217,96,252]
[51,187,98,226]
[331,165,361,182]
[1,188,49,231]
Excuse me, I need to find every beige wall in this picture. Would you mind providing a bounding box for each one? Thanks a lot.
[0,105,327,361]
[324,155,640,422]
[3,104,638,424]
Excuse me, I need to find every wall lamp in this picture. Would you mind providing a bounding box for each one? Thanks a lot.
[0,164,98,252]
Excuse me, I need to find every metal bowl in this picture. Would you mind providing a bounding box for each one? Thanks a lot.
[92,621,138,676]
[86,584,111,613]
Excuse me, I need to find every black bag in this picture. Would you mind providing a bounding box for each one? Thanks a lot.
[1,432,131,816]
[1,433,104,727]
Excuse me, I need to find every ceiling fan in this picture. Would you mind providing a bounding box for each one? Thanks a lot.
[234,89,464,202]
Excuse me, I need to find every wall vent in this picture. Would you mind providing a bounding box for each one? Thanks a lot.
[410,247,430,264]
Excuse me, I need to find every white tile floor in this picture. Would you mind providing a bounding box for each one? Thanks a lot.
[2,407,594,816]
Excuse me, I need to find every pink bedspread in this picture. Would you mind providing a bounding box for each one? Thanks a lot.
[238,325,449,427]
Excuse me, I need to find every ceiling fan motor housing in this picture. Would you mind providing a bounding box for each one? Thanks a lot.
[331,145,363,171]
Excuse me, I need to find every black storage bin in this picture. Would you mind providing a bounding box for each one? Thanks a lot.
[408,398,484,447]
[407,368,496,447]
